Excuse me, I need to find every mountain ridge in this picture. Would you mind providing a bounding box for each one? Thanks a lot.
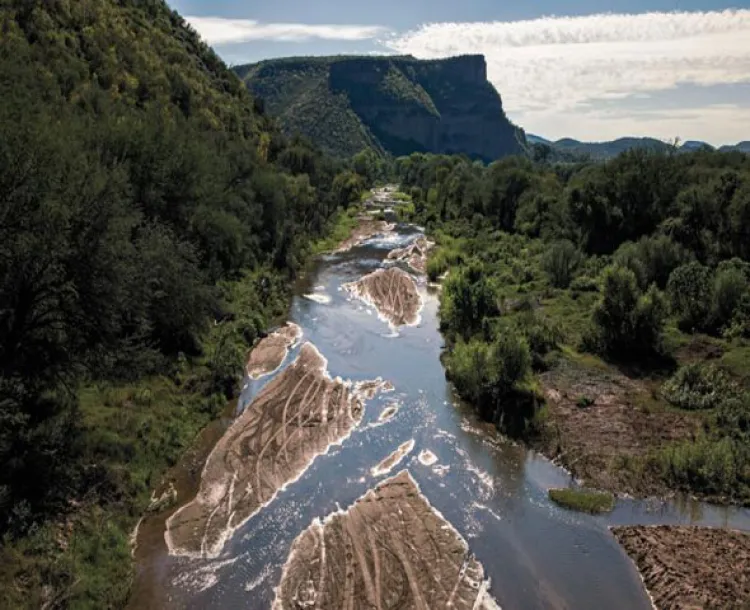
[235,54,526,161]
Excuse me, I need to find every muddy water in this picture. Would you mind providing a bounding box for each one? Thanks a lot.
[132,222,750,610]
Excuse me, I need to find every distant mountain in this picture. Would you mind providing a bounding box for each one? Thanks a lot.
[681,140,714,151]
[234,55,526,161]
[526,134,552,145]
[551,137,672,160]
[719,141,750,153]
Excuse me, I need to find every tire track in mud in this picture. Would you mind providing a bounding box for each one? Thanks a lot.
[273,471,500,610]
[165,342,386,558]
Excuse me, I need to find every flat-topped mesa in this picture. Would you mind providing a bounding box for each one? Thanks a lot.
[237,54,525,160]
[273,470,499,610]
[344,267,422,328]
[246,322,302,379]
[166,342,386,558]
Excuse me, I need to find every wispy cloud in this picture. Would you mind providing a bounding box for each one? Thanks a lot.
[382,10,750,143]
[186,16,385,44]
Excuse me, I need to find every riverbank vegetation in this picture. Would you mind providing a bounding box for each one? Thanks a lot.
[396,148,750,505]
[0,1,375,606]
[548,488,615,514]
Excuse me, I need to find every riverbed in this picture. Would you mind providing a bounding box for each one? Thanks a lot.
[131,217,750,609]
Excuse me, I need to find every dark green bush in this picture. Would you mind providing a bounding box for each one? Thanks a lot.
[661,364,737,411]
[667,262,714,331]
[542,239,582,288]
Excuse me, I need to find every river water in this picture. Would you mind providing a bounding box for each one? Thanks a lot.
[133,220,750,609]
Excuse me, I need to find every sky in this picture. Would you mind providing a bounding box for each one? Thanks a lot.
[169,0,750,146]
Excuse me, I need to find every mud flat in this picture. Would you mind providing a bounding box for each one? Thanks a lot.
[166,342,385,558]
[612,525,750,609]
[387,236,434,274]
[336,217,395,253]
[273,470,499,610]
[246,322,302,379]
[344,267,422,328]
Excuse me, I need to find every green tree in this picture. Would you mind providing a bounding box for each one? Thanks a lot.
[542,239,582,288]
[667,262,714,331]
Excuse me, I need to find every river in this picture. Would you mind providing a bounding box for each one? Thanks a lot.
[131,210,750,609]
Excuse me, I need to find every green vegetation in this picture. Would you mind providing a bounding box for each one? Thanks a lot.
[396,146,750,503]
[548,488,615,513]
[237,55,525,161]
[0,0,378,605]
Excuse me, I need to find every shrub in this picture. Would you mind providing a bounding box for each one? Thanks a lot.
[712,267,747,330]
[589,266,667,357]
[542,239,582,288]
[667,262,714,331]
[613,241,648,288]
[441,262,498,341]
[662,364,738,410]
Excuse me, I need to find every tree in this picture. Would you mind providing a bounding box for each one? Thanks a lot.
[542,239,582,288]
[667,262,714,331]
[590,266,666,357]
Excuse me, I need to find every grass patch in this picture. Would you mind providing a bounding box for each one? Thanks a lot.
[548,488,615,514]
[309,205,361,255]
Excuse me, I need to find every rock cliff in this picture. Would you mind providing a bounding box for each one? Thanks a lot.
[235,55,526,161]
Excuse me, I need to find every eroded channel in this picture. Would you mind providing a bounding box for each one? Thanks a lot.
[132,205,750,610]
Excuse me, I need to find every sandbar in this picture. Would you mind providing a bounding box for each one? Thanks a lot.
[344,267,422,328]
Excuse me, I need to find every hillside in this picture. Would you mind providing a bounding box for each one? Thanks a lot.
[235,55,526,161]
[553,136,672,160]
[0,0,359,606]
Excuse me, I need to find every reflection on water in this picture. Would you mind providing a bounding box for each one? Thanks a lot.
[132,225,750,610]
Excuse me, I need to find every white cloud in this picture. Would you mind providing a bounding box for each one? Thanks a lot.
[186,16,385,45]
[382,10,750,144]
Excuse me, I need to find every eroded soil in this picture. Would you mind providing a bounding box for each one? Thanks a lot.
[166,342,384,558]
[612,525,750,609]
[344,267,422,328]
[387,237,434,275]
[335,217,395,253]
[273,470,498,610]
[246,322,302,379]
[537,359,699,495]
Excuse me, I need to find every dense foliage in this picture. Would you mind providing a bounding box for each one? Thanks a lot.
[0,0,372,605]
[396,147,750,501]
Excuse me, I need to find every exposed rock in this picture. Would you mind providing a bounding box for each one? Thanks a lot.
[273,470,499,610]
[166,342,385,558]
[237,55,526,161]
[370,440,415,477]
[387,236,434,274]
[335,217,395,253]
[612,525,750,609]
[344,267,422,328]
[246,322,302,379]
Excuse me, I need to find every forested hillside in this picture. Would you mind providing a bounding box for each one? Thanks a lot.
[236,54,526,161]
[0,0,369,606]
[396,148,750,504]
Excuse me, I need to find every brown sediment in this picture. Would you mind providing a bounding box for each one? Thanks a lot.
[344,267,422,328]
[166,342,385,558]
[387,236,434,274]
[246,322,302,379]
[335,217,395,253]
[536,360,700,496]
[272,470,499,610]
[371,439,415,476]
[612,525,750,609]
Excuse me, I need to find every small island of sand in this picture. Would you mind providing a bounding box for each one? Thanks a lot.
[245,322,302,379]
[344,267,422,328]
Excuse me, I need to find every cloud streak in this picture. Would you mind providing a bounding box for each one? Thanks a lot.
[186,16,385,45]
[382,10,750,143]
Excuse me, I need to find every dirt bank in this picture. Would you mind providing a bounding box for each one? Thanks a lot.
[335,216,394,253]
[272,470,499,610]
[166,342,385,558]
[344,267,422,328]
[246,322,302,379]
[387,236,434,274]
[612,525,750,609]
[537,358,700,495]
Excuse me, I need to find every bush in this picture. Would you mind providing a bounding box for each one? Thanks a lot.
[712,267,747,330]
[661,364,738,411]
[441,262,498,341]
[589,266,667,357]
[667,262,714,331]
[542,239,582,288]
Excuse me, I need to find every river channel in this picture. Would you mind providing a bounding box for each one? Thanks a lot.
[132,212,750,610]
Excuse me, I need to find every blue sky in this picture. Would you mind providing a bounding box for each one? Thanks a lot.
[170,0,750,145]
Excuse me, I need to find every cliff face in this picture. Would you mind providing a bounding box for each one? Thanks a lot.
[236,55,525,161]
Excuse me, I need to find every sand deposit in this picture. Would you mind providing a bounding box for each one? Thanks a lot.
[246,323,302,379]
[344,267,422,328]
